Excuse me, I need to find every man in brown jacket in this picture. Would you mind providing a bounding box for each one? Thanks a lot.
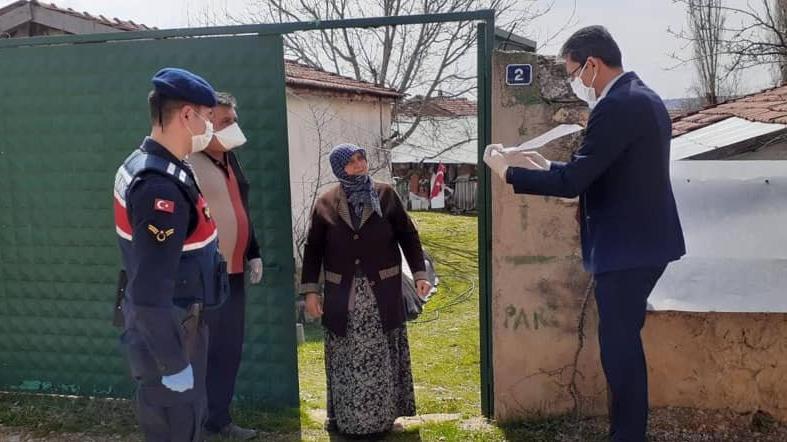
[189,92,261,440]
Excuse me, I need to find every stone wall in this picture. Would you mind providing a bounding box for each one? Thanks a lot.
[490,50,606,420]
[490,49,787,422]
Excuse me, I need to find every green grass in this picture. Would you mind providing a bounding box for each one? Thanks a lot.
[0,387,606,441]
[0,212,604,441]
[0,391,301,440]
[407,212,481,416]
[0,392,137,437]
[297,212,481,418]
[294,212,614,441]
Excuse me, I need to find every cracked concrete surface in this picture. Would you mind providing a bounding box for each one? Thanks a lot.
[491,50,605,421]
[645,312,787,421]
[490,50,787,423]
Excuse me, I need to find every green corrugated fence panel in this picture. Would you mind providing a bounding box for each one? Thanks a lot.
[0,34,299,408]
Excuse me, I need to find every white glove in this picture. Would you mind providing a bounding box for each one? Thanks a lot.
[483,144,509,180]
[248,258,263,284]
[161,364,193,393]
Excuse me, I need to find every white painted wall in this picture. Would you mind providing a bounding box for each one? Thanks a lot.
[285,89,394,263]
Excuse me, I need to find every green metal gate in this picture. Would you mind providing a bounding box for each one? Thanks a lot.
[0,9,496,417]
[0,33,299,407]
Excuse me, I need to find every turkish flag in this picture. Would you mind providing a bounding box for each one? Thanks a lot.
[154,198,175,213]
[430,163,446,199]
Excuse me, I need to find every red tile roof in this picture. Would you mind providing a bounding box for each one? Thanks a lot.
[397,97,477,118]
[284,61,401,99]
[0,1,157,31]
[672,85,787,137]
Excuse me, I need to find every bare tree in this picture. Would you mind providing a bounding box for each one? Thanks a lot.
[773,0,787,81]
[717,0,787,74]
[688,0,725,104]
[291,103,333,266]
[198,0,554,147]
[678,0,787,85]
[670,0,737,105]
[668,0,787,96]
[289,96,391,266]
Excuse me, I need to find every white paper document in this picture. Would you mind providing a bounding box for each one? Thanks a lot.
[501,124,584,153]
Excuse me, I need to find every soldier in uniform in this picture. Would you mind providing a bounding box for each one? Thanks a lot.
[113,67,228,442]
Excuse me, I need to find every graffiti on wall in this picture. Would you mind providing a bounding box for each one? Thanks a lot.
[503,304,559,331]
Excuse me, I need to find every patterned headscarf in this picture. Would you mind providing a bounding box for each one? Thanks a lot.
[329,143,382,219]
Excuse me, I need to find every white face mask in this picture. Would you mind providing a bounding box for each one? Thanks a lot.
[214,123,247,151]
[187,111,214,154]
[570,62,599,109]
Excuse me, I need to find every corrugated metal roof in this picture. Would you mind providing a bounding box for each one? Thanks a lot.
[671,117,787,160]
[392,140,477,164]
[397,97,477,118]
[391,118,477,164]
[494,27,537,52]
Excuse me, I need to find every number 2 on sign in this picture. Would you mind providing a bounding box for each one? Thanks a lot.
[506,64,532,86]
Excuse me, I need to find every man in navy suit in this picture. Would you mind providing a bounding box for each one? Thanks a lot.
[484,26,685,441]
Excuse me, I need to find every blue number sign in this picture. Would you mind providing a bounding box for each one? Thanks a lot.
[506,64,533,86]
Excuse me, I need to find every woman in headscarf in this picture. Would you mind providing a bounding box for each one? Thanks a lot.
[300,143,432,437]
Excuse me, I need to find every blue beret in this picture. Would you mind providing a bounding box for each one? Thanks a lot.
[152,67,217,107]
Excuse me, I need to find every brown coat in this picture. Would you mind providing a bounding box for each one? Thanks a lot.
[300,182,427,336]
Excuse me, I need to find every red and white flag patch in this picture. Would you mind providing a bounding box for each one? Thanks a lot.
[154,198,175,213]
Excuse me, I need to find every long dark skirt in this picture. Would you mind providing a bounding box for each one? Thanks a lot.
[324,277,417,436]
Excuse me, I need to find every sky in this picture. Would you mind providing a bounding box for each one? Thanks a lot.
[524,0,774,99]
[46,0,776,99]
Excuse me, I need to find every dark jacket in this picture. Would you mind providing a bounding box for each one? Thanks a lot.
[506,72,685,274]
[300,182,427,336]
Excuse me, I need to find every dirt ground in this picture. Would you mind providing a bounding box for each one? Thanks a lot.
[1,407,785,441]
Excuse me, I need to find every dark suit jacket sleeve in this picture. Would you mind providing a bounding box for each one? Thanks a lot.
[300,205,326,294]
[385,189,427,280]
[245,226,261,261]
[506,97,630,198]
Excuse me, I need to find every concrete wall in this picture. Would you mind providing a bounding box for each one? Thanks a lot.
[489,50,606,421]
[490,50,787,422]
[644,312,787,420]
